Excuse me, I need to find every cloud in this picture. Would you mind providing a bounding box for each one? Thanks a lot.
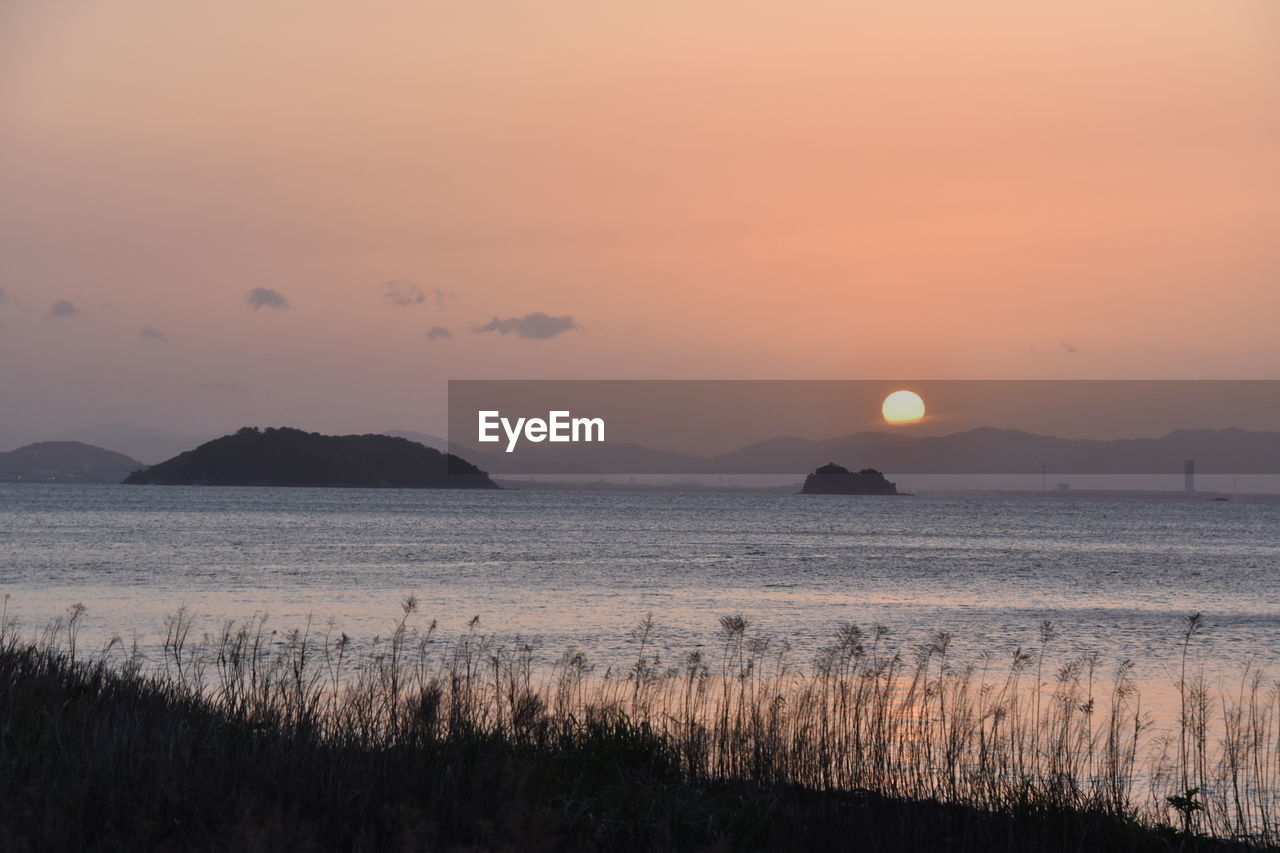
[1060,341,1078,353]
[0,287,7,304]
[48,299,79,318]
[139,326,169,344]
[426,326,452,340]
[380,280,454,308]
[473,312,580,340]
[246,287,289,311]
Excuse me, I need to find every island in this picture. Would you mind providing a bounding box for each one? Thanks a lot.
[0,441,144,484]
[123,426,499,489]
[801,462,898,495]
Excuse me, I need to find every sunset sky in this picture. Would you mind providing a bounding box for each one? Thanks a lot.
[2,0,1277,441]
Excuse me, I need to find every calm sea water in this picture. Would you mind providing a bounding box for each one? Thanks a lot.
[2,483,1277,709]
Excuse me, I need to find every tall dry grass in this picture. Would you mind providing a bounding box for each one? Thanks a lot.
[2,596,1276,849]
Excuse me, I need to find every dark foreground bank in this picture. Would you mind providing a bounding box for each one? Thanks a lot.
[0,639,1254,853]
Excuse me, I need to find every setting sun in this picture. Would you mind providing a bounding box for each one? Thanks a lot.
[882,390,926,425]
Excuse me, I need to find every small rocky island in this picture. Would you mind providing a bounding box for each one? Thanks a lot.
[123,427,498,489]
[801,462,898,495]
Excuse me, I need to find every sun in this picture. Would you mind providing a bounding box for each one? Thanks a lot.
[882,390,925,425]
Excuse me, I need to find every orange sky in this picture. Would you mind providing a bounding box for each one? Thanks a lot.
[1,0,1277,439]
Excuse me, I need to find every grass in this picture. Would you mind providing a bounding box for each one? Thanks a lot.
[0,598,1276,851]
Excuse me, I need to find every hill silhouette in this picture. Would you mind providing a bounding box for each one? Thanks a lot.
[0,441,143,483]
[124,427,498,488]
[801,463,899,495]
[457,427,1280,476]
[715,427,1280,474]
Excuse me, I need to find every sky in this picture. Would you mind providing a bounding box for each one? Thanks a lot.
[1,0,1277,442]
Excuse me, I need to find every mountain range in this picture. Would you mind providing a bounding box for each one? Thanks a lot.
[450,427,1280,476]
[6,426,1279,486]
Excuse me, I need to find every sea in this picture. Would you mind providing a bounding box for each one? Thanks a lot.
[2,483,1278,715]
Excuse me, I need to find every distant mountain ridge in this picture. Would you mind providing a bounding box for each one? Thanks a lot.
[0,441,144,483]
[711,426,1280,474]
[10,426,1274,486]
[456,426,1280,475]
[124,427,498,488]
[0,423,215,465]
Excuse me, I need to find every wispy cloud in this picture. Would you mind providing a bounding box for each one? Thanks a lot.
[48,299,79,318]
[140,326,169,344]
[473,312,580,340]
[380,280,454,308]
[426,326,452,341]
[246,288,289,311]
[1060,341,1078,353]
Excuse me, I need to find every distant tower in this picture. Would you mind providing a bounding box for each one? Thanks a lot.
[1184,460,1195,492]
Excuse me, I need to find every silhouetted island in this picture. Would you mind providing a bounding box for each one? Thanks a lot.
[801,462,898,495]
[123,427,498,488]
[0,441,144,484]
